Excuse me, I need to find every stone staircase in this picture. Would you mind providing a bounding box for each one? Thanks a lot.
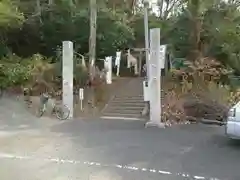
[101,77,145,120]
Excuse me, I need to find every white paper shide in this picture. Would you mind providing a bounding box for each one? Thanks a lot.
[105,56,112,84]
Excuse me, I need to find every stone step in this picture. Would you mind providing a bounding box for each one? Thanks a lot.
[103,109,143,115]
[105,105,144,111]
[107,102,145,107]
[112,97,144,100]
[112,97,144,101]
[100,116,145,121]
[101,78,146,118]
[113,95,143,100]
[101,112,142,118]
[103,100,144,105]
[109,102,145,106]
[114,95,164,100]
[116,91,144,96]
[114,93,143,99]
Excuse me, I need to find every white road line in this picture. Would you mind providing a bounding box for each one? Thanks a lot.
[0,152,221,180]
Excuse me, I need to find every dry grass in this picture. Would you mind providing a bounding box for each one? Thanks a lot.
[161,57,240,126]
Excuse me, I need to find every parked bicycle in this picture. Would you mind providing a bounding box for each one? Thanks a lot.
[36,92,70,120]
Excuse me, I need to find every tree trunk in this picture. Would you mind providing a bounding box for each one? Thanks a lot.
[187,0,202,61]
[188,17,202,61]
[36,0,41,15]
[89,0,97,107]
[48,0,53,5]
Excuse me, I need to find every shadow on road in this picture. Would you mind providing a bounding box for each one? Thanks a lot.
[0,96,60,131]
[227,139,240,147]
[50,119,240,180]
[1,100,240,180]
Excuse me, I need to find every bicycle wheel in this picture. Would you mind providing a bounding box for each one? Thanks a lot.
[36,107,44,117]
[55,104,70,120]
[36,104,45,117]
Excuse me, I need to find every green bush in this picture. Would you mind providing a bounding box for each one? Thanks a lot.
[0,53,89,92]
[0,63,30,88]
[0,53,50,89]
[0,54,32,88]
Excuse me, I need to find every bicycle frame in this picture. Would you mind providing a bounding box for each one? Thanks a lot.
[39,93,50,111]
[37,93,70,120]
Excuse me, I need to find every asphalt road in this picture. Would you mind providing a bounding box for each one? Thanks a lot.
[0,116,240,180]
